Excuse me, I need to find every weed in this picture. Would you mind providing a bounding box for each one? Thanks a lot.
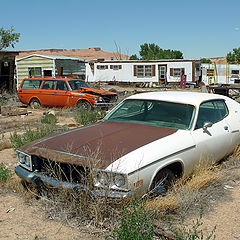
[10,124,67,149]
[0,163,12,182]
[74,109,106,125]
[169,210,216,240]
[0,96,8,106]
[41,114,58,125]
[111,196,155,240]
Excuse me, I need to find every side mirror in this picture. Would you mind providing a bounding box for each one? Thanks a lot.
[203,121,213,132]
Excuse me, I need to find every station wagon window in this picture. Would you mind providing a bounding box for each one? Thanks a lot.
[195,100,228,129]
[41,80,56,90]
[28,67,42,78]
[68,80,90,90]
[21,79,42,89]
[56,81,69,91]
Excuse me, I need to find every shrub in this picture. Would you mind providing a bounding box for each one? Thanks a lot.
[0,96,8,106]
[10,124,67,149]
[74,109,106,125]
[112,196,155,240]
[0,163,12,182]
[41,114,57,125]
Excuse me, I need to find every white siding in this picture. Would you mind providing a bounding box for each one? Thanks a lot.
[86,60,199,84]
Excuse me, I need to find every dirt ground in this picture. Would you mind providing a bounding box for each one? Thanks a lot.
[0,88,240,239]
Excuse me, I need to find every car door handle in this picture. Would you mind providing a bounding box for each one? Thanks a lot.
[224,126,229,131]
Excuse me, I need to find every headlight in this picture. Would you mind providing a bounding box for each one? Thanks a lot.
[114,174,125,187]
[94,98,97,103]
[25,156,31,167]
[96,171,109,186]
[17,150,32,171]
[18,153,25,164]
[98,97,103,102]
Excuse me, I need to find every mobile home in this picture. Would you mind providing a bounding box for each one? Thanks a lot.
[86,59,201,85]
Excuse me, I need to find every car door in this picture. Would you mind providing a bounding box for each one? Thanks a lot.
[39,80,56,106]
[54,80,71,107]
[191,100,232,165]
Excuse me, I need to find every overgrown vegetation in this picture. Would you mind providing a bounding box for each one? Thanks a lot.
[0,163,12,182]
[74,109,106,125]
[111,196,155,240]
[41,114,58,125]
[10,124,67,149]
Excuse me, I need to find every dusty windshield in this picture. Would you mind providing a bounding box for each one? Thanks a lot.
[104,99,195,130]
[68,80,90,90]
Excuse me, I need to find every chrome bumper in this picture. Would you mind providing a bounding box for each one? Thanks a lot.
[15,165,132,198]
[93,102,116,108]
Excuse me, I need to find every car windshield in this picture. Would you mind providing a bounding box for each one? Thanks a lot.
[104,99,195,130]
[68,80,90,90]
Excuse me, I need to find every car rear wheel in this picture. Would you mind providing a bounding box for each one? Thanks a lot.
[76,100,92,111]
[150,169,175,197]
[29,98,41,109]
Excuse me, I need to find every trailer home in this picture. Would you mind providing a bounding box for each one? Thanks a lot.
[86,59,201,85]
[201,63,240,85]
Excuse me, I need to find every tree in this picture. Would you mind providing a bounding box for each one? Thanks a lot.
[136,43,183,60]
[200,58,212,64]
[0,26,20,50]
[129,54,139,60]
[226,48,240,64]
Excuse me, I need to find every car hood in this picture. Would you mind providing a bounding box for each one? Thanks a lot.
[80,87,116,96]
[19,121,177,169]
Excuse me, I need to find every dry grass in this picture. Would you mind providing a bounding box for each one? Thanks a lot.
[146,160,223,216]
[0,139,12,151]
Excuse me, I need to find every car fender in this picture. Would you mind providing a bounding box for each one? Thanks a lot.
[147,159,184,192]
[29,96,41,104]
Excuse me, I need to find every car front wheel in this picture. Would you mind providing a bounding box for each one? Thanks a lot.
[150,169,175,197]
[76,100,92,111]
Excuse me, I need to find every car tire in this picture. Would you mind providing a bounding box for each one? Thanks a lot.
[29,98,41,109]
[150,169,175,197]
[76,100,92,111]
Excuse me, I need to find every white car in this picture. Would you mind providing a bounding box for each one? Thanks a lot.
[15,91,240,198]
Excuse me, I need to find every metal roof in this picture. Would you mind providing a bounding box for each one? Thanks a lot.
[16,54,85,62]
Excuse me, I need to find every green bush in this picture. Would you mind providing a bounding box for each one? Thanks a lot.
[10,124,67,149]
[74,109,106,125]
[41,114,58,125]
[112,196,155,240]
[0,163,12,182]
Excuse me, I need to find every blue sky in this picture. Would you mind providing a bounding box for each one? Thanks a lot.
[1,0,240,59]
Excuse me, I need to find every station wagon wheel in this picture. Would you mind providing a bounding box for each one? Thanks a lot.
[76,100,92,111]
[29,98,41,109]
[150,169,175,197]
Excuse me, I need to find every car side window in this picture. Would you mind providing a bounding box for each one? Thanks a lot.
[195,100,228,129]
[41,80,56,90]
[56,81,68,91]
[21,80,42,89]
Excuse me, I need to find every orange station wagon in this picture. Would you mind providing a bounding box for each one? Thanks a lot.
[17,78,118,110]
